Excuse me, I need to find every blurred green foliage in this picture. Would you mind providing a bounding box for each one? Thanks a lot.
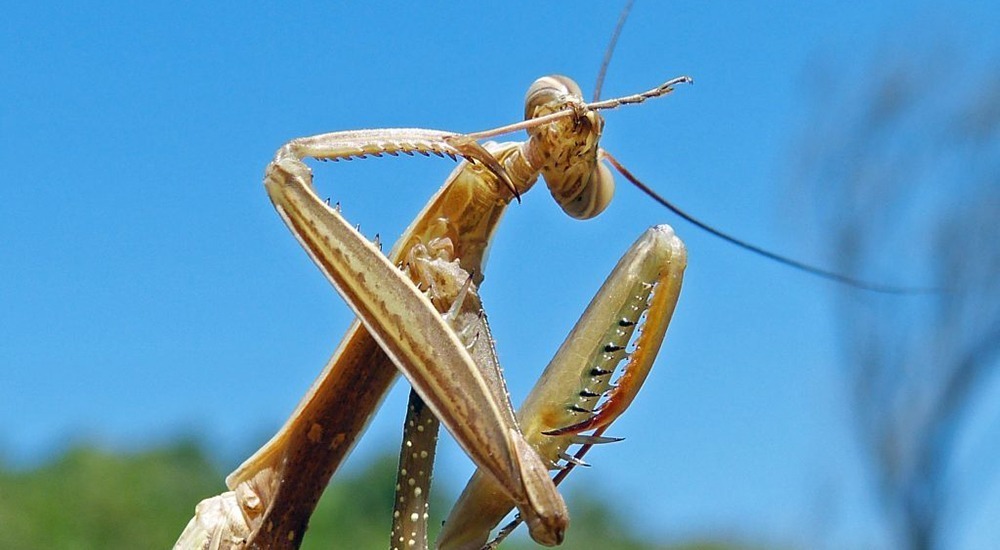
[0,440,218,549]
[0,442,746,549]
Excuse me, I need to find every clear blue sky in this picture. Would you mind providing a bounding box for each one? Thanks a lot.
[2,2,997,548]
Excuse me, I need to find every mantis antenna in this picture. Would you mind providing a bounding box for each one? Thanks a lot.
[593,0,634,103]
[586,1,936,295]
[468,74,935,294]
[601,152,939,294]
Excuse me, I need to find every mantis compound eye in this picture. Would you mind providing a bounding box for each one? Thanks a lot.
[524,75,583,119]
[559,159,615,219]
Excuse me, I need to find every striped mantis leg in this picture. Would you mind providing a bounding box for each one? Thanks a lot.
[175,75,690,550]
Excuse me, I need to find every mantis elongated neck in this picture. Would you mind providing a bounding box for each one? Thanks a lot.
[388,142,541,283]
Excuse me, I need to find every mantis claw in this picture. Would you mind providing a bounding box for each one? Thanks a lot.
[439,225,686,549]
[566,433,624,445]
[443,134,520,202]
[557,452,591,468]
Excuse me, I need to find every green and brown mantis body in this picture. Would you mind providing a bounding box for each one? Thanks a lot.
[175,72,690,549]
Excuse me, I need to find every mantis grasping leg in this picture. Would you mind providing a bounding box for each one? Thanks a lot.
[386,220,686,550]
[264,138,568,546]
[437,225,685,549]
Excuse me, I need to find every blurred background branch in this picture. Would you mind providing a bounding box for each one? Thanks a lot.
[792,42,1000,550]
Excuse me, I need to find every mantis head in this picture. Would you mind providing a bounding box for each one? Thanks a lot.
[524,75,615,220]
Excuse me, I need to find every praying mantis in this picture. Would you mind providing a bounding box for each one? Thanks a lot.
[174,3,699,546]
[175,69,690,548]
[168,1,939,544]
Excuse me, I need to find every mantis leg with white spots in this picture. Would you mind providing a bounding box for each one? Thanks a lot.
[390,390,440,550]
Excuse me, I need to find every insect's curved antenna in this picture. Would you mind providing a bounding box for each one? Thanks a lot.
[465,76,694,143]
[593,0,635,102]
[584,1,936,296]
[467,72,935,296]
[601,150,940,295]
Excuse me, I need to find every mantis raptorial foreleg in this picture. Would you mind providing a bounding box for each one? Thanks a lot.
[387,223,686,550]
[178,137,567,549]
[438,225,686,549]
[265,150,569,545]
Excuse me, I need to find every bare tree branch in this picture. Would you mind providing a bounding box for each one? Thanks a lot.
[792,44,1000,550]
